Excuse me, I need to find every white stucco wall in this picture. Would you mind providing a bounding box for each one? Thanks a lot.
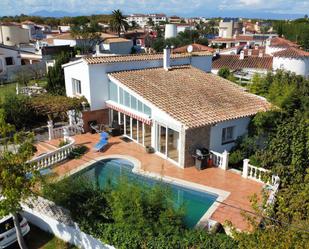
[0,25,30,46]
[63,54,212,111]
[209,117,251,153]
[53,39,77,47]
[0,46,21,75]
[108,41,133,55]
[273,56,309,77]
[265,46,285,55]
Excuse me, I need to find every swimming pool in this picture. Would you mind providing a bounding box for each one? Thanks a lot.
[74,158,218,228]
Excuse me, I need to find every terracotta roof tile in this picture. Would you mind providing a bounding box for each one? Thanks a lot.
[269,37,299,48]
[84,52,211,64]
[212,54,273,70]
[272,47,309,58]
[109,66,271,128]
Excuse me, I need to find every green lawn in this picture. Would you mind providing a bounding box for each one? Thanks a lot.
[7,224,77,249]
[0,79,47,101]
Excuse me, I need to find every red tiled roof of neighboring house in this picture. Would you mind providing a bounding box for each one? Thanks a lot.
[173,43,215,53]
[83,51,211,64]
[243,47,266,56]
[212,54,273,70]
[272,47,309,58]
[109,66,271,128]
[211,35,255,43]
[269,37,299,48]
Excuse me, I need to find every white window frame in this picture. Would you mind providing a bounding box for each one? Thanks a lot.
[72,78,81,95]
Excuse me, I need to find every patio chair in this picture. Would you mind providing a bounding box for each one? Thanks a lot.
[93,139,108,152]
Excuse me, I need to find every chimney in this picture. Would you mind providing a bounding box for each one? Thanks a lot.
[95,44,101,56]
[258,50,263,57]
[163,47,171,71]
[248,49,252,56]
[254,45,259,50]
[239,50,245,60]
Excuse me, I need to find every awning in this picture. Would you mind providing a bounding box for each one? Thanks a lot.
[106,102,152,125]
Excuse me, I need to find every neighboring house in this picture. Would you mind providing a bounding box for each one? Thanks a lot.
[272,47,309,78]
[63,50,271,168]
[126,14,167,28]
[211,34,275,49]
[0,23,30,46]
[265,36,299,55]
[164,23,197,39]
[212,52,273,82]
[0,44,45,81]
[173,43,215,54]
[168,16,182,24]
[100,38,133,55]
[218,18,242,39]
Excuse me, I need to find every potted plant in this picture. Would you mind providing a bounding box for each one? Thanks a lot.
[145,145,155,154]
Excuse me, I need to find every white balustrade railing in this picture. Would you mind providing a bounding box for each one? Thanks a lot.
[242,159,270,183]
[48,122,83,141]
[29,138,75,170]
[210,150,229,170]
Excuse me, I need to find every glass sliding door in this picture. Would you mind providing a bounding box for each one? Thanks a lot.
[138,121,143,144]
[132,118,138,141]
[125,115,131,137]
[144,124,151,147]
[157,124,167,155]
[167,128,179,162]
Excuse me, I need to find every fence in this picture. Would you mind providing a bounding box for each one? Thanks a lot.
[22,197,114,249]
[242,159,270,183]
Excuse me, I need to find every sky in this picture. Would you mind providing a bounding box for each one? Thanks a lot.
[0,0,308,19]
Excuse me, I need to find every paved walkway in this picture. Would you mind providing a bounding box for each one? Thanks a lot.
[38,133,263,231]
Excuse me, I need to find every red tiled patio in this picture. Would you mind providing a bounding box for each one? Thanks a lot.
[38,133,264,231]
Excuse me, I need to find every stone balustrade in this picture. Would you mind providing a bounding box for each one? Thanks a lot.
[242,159,270,183]
[29,137,75,170]
[210,150,229,170]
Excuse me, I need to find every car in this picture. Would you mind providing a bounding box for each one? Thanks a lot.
[0,214,30,248]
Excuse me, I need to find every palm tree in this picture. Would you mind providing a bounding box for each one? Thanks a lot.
[110,9,128,37]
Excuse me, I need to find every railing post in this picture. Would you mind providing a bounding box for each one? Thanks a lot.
[47,120,54,141]
[63,127,70,142]
[16,83,19,95]
[242,159,249,178]
[68,110,75,126]
[221,150,229,170]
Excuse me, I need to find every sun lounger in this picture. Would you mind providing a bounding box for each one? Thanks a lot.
[94,139,108,151]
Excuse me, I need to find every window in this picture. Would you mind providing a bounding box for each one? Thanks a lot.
[72,78,81,95]
[144,105,151,116]
[5,57,14,66]
[222,126,235,144]
[124,90,130,107]
[119,88,124,105]
[108,81,118,102]
[130,96,137,110]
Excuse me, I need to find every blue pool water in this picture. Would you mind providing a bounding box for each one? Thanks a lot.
[75,158,218,228]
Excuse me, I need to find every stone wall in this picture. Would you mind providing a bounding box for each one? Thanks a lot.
[82,108,109,132]
[184,125,211,167]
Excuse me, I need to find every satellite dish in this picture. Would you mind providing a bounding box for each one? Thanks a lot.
[187,45,193,53]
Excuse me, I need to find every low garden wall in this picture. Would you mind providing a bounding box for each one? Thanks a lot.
[22,197,114,249]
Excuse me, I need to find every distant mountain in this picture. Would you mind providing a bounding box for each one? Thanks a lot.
[30,10,85,17]
[30,9,304,20]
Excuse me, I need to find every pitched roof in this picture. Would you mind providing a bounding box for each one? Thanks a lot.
[269,37,299,48]
[83,52,211,64]
[109,66,271,128]
[212,54,273,70]
[173,43,215,53]
[272,47,309,58]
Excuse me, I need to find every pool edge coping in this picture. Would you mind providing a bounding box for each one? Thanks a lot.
[57,154,231,229]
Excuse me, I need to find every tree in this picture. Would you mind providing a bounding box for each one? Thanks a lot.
[147,18,155,28]
[0,110,38,249]
[70,18,103,54]
[110,9,128,37]
[129,21,139,30]
[46,52,71,96]
[218,67,232,79]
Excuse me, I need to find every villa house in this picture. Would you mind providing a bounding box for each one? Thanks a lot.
[63,50,271,168]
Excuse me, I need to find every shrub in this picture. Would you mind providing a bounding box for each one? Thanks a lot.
[58,139,69,148]
[68,145,88,159]
[42,177,237,249]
